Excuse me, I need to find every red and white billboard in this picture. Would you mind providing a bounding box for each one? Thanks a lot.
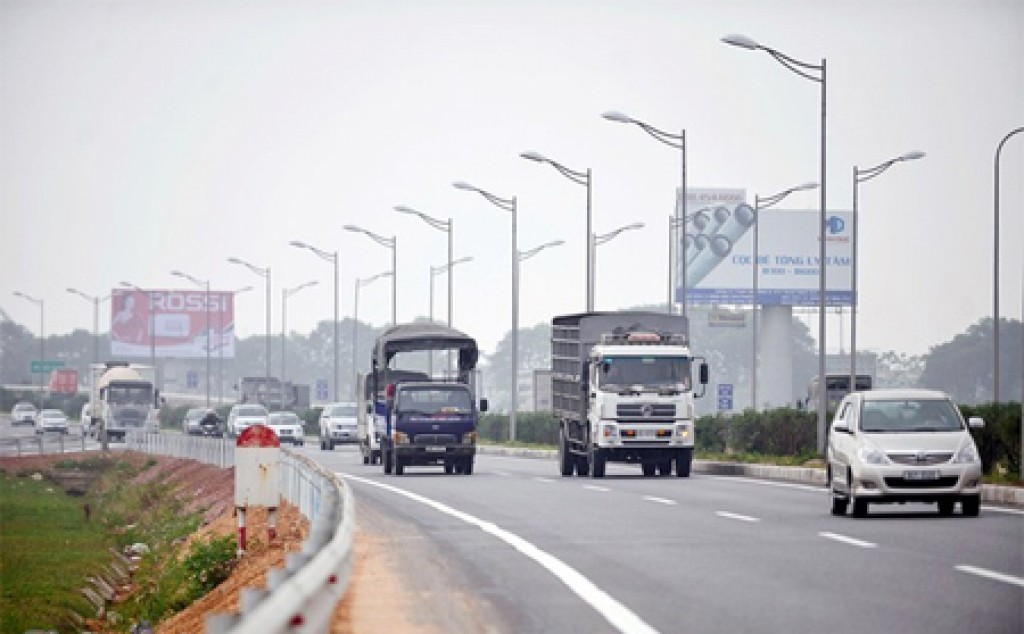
[110,289,236,359]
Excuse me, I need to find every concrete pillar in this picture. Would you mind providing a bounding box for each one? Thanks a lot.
[760,305,794,408]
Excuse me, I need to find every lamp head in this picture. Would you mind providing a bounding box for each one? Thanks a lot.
[342,224,360,233]
[227,257,242,265]
[721,34,760,50]
[900,151,926,161]
[519,151,546,163]
[601,110,632,124]
[393,205,415,215]
[289,240,308,249]
[795,182,819,192]
[452,181,477,192]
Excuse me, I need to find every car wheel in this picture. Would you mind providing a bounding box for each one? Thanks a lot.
[938,499,956,516]
[962,496,980,517]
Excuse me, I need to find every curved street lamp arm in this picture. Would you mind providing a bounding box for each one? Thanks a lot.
[632,120,684,150]
[518,240,564,262]
[290,240,337,262]
[227,257,269,278]
[345,225,395,248]
[394,206,451,232]
[756,182,819,210]
[765,48,824,83]
[522,152,589,185]
[856,151,926,184]
[359,270,393,288]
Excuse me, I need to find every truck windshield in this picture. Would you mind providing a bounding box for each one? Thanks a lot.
[396,388,472,415]
[107,385,152,406]
[599,356,691,392]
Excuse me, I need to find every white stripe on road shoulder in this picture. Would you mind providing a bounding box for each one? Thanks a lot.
[492,470,511,477]
[583,485,610,492]
[342,473,659,634]
[534,477,555,483]
[980,505,1024,516]
[642,496,677,506]
[716,511,761,523]
[955,565,1024,588]
[818,531,877,549]
[706,475,825,494]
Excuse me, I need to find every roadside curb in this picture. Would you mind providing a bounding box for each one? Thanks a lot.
[476,445,1024,507]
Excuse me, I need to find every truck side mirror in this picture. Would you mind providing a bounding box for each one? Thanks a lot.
[479,398,489,413]
[580,360,590,393]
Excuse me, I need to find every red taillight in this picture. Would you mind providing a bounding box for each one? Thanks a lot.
[386,383,396,398]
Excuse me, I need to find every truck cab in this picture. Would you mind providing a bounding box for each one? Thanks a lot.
[385,381,487,475]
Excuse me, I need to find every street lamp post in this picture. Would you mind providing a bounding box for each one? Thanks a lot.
[395,205,455,328]
[454,181,520,438]
[515,240,565,441]
[520,151,593,311]
[429,257,473,376]
[228,257,272,407]
[751,183,819,410]
[13,291,44,399]
[220,286,253,405]
[850,152,925,394]
[344,225,397,326]
[722,33,828,453]
[66,288,111,366]
[352,271,393,398]
[281,280,318,407]
[171,270,212,407]
[290,241,340,401]
[592,223,645,308]
[602,111,686,318]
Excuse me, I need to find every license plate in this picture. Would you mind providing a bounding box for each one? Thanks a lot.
[638,429,657,438]
[426,446,446,452]
[903,470,939,480]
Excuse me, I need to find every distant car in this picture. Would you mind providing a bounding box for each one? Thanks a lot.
[198,410,224,437]
[35,409,69,435]
[11,402,37,426]
[319,402,358,450]
[226,404,269,438]
[827,389,984,518]
[268,411,305,446]
[183,408,207,435]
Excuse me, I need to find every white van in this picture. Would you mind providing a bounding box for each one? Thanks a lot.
[826,389,984,518]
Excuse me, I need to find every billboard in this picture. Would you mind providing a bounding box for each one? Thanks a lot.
[676,188,852,307]
[110,288,236,359]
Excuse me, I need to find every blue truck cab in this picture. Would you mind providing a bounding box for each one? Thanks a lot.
[371,324,487,476]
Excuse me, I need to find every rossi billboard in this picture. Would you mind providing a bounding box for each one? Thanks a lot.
[110,288,236,358]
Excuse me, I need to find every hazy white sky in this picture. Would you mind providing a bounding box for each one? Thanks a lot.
[2,0,1022,358]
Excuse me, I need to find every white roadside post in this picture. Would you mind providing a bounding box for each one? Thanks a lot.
[234,425,281,555]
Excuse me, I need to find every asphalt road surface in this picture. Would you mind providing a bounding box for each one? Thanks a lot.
[297,444,1023,634]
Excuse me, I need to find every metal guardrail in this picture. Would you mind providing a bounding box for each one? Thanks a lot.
[125,432,356,634]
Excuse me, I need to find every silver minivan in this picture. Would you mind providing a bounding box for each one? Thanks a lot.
[827,389,984,517]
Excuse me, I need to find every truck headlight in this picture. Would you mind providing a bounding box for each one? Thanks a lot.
[462,432,476,444]
[675,424,690,439]
[601,424,618,438]
[953,442,979,464]
[394,432,409,444]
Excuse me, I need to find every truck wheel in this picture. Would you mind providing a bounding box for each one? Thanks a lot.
[830,493,848,516]
[362,453,370,465]
[675,448,693,478]
[657,461,672,476]
[590,448,606,478]
[395,458,405,476]
[558,428,574,477]
[383,451,393,474]
[445,462,454,475]
[576,454,590,477]
[642,463,656,477]
[462,458,474,475]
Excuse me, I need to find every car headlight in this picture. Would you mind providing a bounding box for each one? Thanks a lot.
[857,445,888,465]
[953,442,979,464]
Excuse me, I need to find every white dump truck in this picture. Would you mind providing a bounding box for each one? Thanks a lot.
[551,311,708,478]
[87,362,161,442]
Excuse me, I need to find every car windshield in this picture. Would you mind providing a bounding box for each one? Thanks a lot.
[396,388,472,415]
[859,399,963,433]
[14,403,35,412]
[237,406,268,417]
[330,404,357,417]
[41,410,64,419]
[271,413,299,425]
[598,356,691,392]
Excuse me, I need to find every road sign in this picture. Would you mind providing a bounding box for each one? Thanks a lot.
[30,359,65,374]
[717,383,733,411]
[315,379,329,402]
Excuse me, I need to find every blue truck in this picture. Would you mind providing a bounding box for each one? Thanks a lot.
[365,324,488,476]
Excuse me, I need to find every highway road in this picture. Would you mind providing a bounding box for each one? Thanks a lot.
[298,444,1023,634]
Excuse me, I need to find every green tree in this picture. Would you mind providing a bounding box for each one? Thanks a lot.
[919,317,1022,404]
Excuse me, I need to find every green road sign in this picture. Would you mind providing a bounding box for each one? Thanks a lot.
[30,359,66,373]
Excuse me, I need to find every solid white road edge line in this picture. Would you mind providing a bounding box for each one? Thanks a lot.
[534,477,555,483]
[818,531,878,549]
[954,565,1024,588]
[583,485,610,492]
[716,511,761,523]
[706,475,825,493]
[341,473,659,634]
[642,496,677,506]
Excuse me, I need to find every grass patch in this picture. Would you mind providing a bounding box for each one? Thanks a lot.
[0,472,111,634]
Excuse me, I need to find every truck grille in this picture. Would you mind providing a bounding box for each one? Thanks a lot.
[616,403,676,418]
[414,434,457,445]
